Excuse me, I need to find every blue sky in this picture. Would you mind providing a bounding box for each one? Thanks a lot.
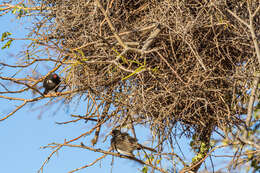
[0,4,242,173]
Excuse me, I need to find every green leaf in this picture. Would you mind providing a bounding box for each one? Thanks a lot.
[1,39,13,49]
[12,4,27,18]
[1,32,12,42]
[156,158,162,164]
[76,49,85,57]
[12,8,17,14]
[254,110,259,120]
[112,48,129,64]
[151,66,159,73]
[129,59,142,65]
[210,140,216,147]
[141,166,148,173]
[121,65,145,81]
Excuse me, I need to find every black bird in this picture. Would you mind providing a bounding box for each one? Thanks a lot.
[43,73,61,95]
[111,129,156,157]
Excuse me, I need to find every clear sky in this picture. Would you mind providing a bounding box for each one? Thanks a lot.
[0,5,239,173]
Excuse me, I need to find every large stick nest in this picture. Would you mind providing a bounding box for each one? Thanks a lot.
[38,0,259,139]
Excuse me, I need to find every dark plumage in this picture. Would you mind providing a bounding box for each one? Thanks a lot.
[43,73,61,95]
[111,129,156,157]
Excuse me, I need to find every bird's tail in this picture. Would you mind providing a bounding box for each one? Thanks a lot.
[138,144,157,152]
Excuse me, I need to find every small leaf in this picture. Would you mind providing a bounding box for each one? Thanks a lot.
[190,141,194,147]
[151,66,159,73]
[76,49,85,57]
[112,48,129,64]
[81,58,88,61]
[254,110,259,120]
[141,166,148,173]
[197,153,203,159]
[1,32,12,42]
[12,8,17,14]
[156,158,162,164]
[210,140,216,147]
[1,39,13,49]
[222,139,229,145]
[121,65,144,80]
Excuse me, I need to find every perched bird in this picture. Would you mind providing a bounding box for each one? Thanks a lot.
[111,129,156,157]
[43,73,61,95]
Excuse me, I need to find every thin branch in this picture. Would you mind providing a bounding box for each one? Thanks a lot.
[179,144,228,173]
[68,154,107,173]
[141,24,162,52]
[252,5,260,18]
[0,89,84,121]
[184,40,207,71]
[0,101,27,121]
[0,3,50,12]
[248,9,260,65]
[246,73,260,128]
[156,51,186,84]
[0,58,58,68]
[226,9,250,28]
[44,142,168,173]
[38,144,63,173]
[0,76,44,96]
[72,24,156,51]
[95,0,127,49]
[91,101,111,146]
[71,114,98,122]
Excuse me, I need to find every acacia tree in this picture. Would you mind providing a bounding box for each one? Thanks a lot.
[0,0,259,172]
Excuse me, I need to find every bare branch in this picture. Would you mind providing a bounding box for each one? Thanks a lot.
[68,154,107,173]
[38,144,63,173]
[95,0,127,49]
[252,5,260,18]
[226,9,250,28]
[141,24,162,52]
[246,73,260,127]
[0,101,27,121]
[43,142,168,173]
